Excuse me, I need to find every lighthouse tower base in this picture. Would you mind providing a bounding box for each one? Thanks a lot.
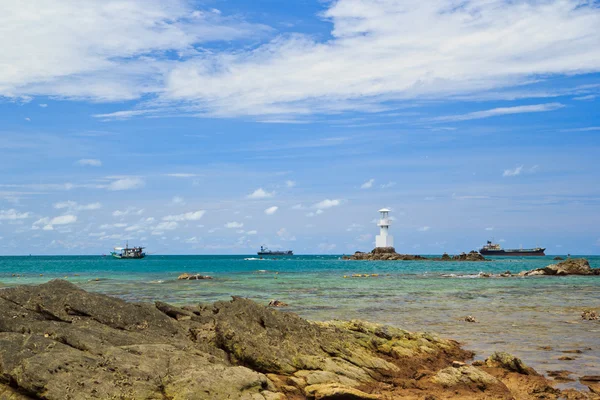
[376,235,394,248]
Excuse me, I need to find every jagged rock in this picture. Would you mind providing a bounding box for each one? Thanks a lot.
[344,247,427,261]
[178,273,212,280]
[519,258,598,276]
[268,300,288,307]
[452,251,487,261]
[485,352,538,375]
[0,280,587,400]
[441,253,451,260]
[553,256,564,261]
[464,315,478,323]
[581,310,598,320]
[432,365,501,389]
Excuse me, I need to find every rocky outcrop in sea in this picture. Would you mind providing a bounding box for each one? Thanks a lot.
[343,247,488,261]
[0,280,593,399]
[519,258,600,276]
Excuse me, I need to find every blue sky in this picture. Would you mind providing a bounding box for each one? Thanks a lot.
[1,0,599,255]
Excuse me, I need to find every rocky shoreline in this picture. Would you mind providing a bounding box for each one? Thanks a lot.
[343,247,488,261]
[1,280,598,399]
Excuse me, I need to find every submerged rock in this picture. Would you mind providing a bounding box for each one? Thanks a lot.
[553,256,565,261]
[0,280,587,399]
[178,272,213,280]
[268,299,288,307]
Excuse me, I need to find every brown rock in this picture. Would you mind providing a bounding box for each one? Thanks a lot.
[485,352,538,375]
[268,300,289,307]
[178,273,212,280]
[581,310,598,320]
[464,315,478,323]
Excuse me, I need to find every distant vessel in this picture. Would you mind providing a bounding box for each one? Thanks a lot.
[257,246,293,256]
[479,241,545,256]
[111,242,146,259]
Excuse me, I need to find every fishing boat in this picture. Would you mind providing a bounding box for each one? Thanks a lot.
[111,242,146,259]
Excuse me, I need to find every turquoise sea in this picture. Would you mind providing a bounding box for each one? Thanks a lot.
[1,255,599,389]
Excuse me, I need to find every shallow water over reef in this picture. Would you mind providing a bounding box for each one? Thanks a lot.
[1,254,599,389]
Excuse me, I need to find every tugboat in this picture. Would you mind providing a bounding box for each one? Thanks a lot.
[479,240,545,256]
[111,242,146,259]
[257,246,293,256]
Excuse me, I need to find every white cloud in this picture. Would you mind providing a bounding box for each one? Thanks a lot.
[54,201,101,211]
[247,188,274,199]
[418,226,430,232]
[225,221,244,228]
[346,223,363,232]
[163,210,205,221]
[112,207,144,217]
[170,196,185,205]
[291,204,305,210]
[107,177,145,191]
[0,1,264,101]
[313,199,341,209]
[51,215,77,225]
[39,103,48,107]
[76,159,102,167]
[0,209,31,220]
[155,221,178,231]
[264,206,278,215]
[277,228,296,241]
[503,166,524,177]
[285,180,296,188]
[33,214,77,230]
[380,182,396,189]
[485,227,494,231]
[433,103,565,123]
[99,223,128,229]
[360,179,374,189]
[246,230,258,235]
[159,1,600,118]
[163,173,198,178]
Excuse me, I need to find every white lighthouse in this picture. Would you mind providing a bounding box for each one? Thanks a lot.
[375,208,394,248]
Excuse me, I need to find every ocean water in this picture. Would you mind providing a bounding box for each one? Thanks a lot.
[1,255,599,389]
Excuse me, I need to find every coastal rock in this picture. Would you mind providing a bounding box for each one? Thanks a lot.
[485,352,538,375]
[451,251,487,261]
[344,247,427,261]
[178,272,213,280]
[268,299,289,307]
[581,310,598,320]
[464,315,478,323]
[0,280,586,400]
[519,258,599,276]
[553,256,565,261]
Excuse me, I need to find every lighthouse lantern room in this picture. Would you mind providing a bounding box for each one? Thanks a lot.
[375,208,394,248]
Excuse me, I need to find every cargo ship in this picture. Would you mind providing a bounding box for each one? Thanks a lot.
[479,241,545,256]
[257,246,293,256]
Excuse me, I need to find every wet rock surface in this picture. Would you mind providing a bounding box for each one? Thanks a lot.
[343,247,488,261]
[0,280,595,399]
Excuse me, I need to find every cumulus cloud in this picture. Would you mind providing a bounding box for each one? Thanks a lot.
[264,206,278,215]
[0,1,265,101]
[246,230,258,235]
[313,199,341,209]
[154,221,178,231]
[76,159,102,167]
[225,221,244,228]
[107,177,145,191]
[33,214,77,230]
[54,201,101,211]
[418,226,431,232]
[113,207,144,217]
[0,209,31,220]
[360,179,374,189]
[158,0,600,118]
[163,210,205,221]
[380,182,396,189]
[503,166,524,177]
[247,188,274,199]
